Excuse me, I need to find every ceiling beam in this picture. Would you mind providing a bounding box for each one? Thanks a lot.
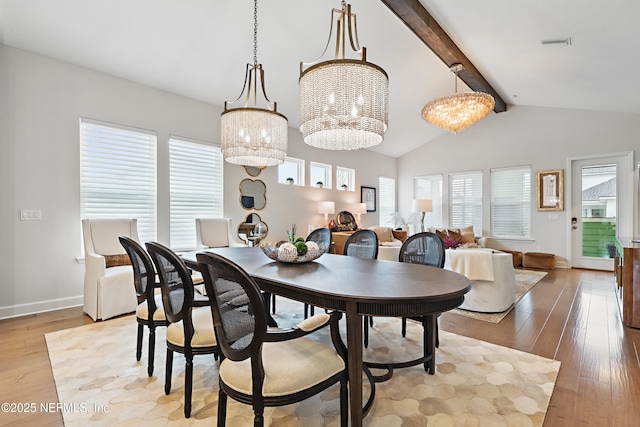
[381,0,507,113]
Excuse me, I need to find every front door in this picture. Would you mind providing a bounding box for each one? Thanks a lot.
[570,153,633,270]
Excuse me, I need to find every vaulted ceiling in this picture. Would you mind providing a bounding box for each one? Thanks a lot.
[2,0,639,158]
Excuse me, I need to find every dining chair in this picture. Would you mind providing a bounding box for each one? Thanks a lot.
[301,227,333,318]
[196,251,349,427]
[195,218,246,249]
[399,232,446,351]
[119,236,168,377]
[145,241,219,418]
[343,229,378,347]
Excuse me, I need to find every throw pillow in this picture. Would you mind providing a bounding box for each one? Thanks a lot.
[369,226,393,243]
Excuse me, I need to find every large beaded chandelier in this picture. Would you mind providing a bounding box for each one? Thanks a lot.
[421,64,495,134]
[221,0,287,168]
[299,1,388,150]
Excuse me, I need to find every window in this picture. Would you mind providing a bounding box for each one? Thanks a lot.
[80,118,157,243]
[169,136,223,251]
[491,166,531,238]
[310,161,332,189]
[336,166,355,191]
[278,157,304,186]
[414,174,443,228]
[449,170,482,236]
[379,176,396,226]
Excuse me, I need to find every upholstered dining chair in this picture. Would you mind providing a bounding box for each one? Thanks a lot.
[301,227,333,318]
[145,241,219,418]
[196,251,349,427]
[399,232,446,349]
[119,236,168,377]
[195,218,246,249]
[82,218,139,321]
[343,229,378,347]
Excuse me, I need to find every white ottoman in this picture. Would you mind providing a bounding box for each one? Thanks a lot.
[445,249,516,313]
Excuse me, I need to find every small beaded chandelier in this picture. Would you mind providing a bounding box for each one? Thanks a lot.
[421,64,495,134]
[299,1,388,150]
[221,0,287,168]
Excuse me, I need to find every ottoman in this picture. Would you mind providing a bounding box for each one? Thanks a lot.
[523,252,556,270]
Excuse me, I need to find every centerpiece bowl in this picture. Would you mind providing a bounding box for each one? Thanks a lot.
[260,241,328,263]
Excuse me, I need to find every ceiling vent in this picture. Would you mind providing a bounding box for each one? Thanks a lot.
[541,37,572,46]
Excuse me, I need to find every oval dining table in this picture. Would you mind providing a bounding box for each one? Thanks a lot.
[182,246,470,427]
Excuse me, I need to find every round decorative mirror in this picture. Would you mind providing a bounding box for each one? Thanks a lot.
[237,213,268,246]
[239,179,266,210]
[244,166,262,177]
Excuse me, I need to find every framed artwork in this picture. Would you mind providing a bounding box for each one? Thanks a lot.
[361,186,376,212]
[537,169,564,211]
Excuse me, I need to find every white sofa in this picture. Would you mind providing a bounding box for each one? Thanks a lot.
[82,218,139,321]
[367,226,407,261]
[444,248,516,313]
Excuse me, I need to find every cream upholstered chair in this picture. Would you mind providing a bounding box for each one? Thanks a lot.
[195,218,246,249]
[82,218,139,321]
[196,251,348,427]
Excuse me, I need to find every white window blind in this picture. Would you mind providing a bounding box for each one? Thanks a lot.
[80,119,157,243]
[449,170,482,235]
[379,176,396,226]
[491,166,531,238]
[169,137,223,251]
[414,174,443,228]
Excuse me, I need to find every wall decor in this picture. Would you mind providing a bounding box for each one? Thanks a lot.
[239,179,266,210]
[537,169,564,211]
[361,186,376,212]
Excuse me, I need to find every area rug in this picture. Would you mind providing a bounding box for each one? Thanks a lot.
[449,269,548,323]
[46,297,559,426]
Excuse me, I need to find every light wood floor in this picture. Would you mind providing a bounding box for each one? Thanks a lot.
[1,268,639,426]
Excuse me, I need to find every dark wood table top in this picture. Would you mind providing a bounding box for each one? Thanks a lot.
[182,246,471,316]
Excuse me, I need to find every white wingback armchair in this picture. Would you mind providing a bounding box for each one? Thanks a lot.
[82,218,139,321]
[195,218,246,249]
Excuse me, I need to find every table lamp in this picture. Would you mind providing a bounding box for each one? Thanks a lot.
[412,199,433,233]
[351,203,367,227]
[318,201,335,227]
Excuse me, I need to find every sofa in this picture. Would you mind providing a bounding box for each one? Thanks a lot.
[367,226,408,261]
[444,248,516,313]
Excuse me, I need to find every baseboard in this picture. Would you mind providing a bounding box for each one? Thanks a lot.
[0,296,84,320]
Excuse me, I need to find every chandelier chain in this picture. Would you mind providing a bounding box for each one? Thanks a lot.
[253,0,258,65]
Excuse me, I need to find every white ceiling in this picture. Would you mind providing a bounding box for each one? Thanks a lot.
[2,0,639,158]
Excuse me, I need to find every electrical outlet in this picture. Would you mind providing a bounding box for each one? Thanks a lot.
[20,209,42,221]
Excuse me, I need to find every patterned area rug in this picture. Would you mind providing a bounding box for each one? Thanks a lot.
[46,296,559,426]
[450,269,548,323]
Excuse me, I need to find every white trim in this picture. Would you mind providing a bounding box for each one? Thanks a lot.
[0,296,84,320]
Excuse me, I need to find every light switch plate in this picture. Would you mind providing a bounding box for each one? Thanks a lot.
[20,209,42,220]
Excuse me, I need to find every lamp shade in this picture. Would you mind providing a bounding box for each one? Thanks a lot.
[412,199,433,213]
[318,201,336,215]
[351,203,367,215]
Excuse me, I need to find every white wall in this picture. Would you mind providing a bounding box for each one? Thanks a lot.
[397,105,639,266]
[0,45,396,318]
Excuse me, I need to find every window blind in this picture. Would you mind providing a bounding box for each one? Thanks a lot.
[449,170,482,235]
[491,166,531,238]
[169,137,223,251]
[80,119,157,243]
[414,174,443,228]
[378,176,396,226]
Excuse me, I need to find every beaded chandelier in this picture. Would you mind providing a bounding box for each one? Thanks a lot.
[221,0,287,168]
[299,1,388,150]
[421,64,495,134]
